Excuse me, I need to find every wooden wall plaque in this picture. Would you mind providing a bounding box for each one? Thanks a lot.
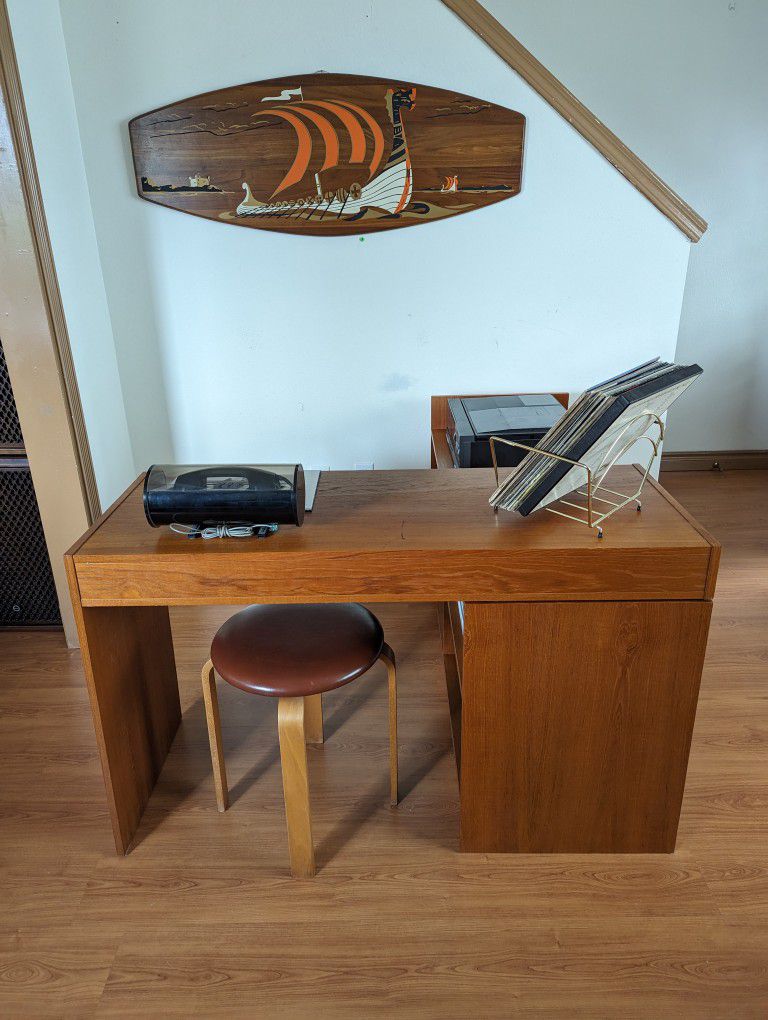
[129,73,525,236]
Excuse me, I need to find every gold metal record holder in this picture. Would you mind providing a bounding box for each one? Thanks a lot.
[489,412,665,538]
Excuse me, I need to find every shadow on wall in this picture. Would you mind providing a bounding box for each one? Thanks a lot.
[113,120,175,467]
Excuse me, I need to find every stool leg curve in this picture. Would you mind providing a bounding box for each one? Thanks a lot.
[278,697,316,878]
[379,643,398,807]
[201,659,229,812]
[304,693,324,746]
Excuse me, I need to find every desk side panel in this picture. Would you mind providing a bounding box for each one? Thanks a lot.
[66,555,181,853]
[82,605,181,853]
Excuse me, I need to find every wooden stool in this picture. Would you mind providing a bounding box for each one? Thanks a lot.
[201,603,397,877]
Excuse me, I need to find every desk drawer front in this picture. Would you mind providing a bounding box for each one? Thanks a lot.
[74,545,713,606]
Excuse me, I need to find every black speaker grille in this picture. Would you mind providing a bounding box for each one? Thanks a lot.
[0,340,24,448]
[1,463,61,626]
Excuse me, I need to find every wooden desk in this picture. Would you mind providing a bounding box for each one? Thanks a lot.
[66,467,718,855]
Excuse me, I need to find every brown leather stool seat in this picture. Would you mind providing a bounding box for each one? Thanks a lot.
[211,603,384,698]
[201,602,398,878]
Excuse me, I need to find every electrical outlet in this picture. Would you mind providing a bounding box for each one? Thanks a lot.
[354,462,374,470]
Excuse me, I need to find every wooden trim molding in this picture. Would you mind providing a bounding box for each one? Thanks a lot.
[440,0,708,242]
[661,450,768,472]
[0,1,100,518]
[0,1,96,645]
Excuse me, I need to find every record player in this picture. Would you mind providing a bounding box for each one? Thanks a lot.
[143,464,306,528]
[446,395,566,468]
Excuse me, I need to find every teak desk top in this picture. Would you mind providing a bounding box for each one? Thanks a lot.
[69,467,718,607]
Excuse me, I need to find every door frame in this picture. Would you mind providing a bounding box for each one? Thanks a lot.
[0,0,99,645]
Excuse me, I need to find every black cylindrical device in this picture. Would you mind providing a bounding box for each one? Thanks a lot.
[143,464,305,527]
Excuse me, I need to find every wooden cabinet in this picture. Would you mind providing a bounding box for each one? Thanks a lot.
[452,599,711,852]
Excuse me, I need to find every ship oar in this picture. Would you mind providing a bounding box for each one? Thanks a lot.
[318,195,334,222]
[335,189,350,220]
[304,196,323,220]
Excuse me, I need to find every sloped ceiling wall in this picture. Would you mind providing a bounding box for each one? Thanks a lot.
[481,0,767,452]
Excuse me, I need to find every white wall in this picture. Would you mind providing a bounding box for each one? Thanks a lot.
[485,0,768,451]
[7,0,135,507]
[15,0,692,472]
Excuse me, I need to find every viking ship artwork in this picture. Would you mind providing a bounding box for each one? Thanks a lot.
[129,73,525,237]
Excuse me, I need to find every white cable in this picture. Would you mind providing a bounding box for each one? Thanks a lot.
[170,522,278,540]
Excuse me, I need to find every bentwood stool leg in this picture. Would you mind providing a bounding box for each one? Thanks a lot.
[379,643,398,806]
[304,693,324,746]
[278,696,316,878]
[201,659,229,812]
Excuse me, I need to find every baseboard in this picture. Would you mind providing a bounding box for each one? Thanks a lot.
[660,450,768,472]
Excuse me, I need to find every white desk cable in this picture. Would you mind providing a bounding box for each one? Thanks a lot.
[170,522,279,540]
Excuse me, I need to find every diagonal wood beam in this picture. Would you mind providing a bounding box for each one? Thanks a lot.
[440,0,707,241]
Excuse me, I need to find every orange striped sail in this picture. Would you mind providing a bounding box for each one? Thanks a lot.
[259,97,389,198]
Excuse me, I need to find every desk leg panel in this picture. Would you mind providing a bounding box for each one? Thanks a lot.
[76,605,181,854]
[459,600,711,853]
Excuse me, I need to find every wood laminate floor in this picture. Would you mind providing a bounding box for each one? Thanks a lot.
[0,470,766,1018]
